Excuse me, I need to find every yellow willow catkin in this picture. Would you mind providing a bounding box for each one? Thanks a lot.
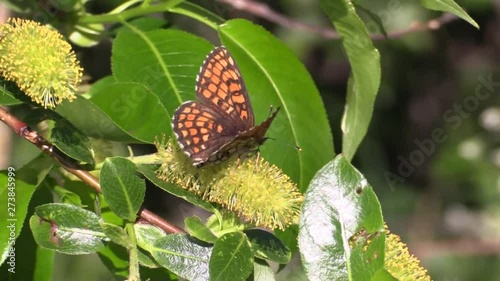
[156,138,303,230]
[385,228,431,281]
[0,18,82,108]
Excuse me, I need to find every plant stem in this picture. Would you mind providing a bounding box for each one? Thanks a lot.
[168,2,224,29]
[78,0,184,24]
[78,0,224,32]
[126,223,140,281]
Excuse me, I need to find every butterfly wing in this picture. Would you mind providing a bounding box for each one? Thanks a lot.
[196,46,254,130]
[173,46,279,167]
[172,101,238,165]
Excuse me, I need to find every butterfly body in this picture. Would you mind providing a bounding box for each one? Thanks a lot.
[172,46,279,167]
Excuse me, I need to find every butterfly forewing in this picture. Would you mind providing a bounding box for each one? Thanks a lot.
[196,47,254,129]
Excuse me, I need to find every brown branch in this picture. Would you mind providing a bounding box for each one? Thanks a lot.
[218,0,459,40]
[0,106,185,234]
[371,13,458,40]
[410,239,500,259]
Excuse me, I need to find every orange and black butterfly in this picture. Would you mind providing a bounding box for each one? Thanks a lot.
[172,46,280,167]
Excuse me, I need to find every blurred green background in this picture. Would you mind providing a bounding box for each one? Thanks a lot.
[0,0,498,280]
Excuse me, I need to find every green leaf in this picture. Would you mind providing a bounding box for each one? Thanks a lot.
[68,23,105,47]
[135,224,167,246]
[112,17,168,35]
[29,203,105,254]
[298,155,385,280]
[33,246,55,281]
[353,3,388,37]
[0,78,22,105]
[88,82,170,143]
[112,28,213,137]
[0,90,19,105]
[0,175,33,266]
[84,76,115,98]
[138,247,161,268]
[320,0,381,161]
[151,234,212,281]
[101,234,174,280]
[56,96,141,143]
[100,157,146,221]
[137,164,216,212]
[134,225,166,267]
[185,216,218,243]
[98,243,130,279]
[252,259,276,281]
[274,224,298,258]
[51,185,83,206]
[100,222,133,248]
[372,269,398,281]
[209,232,253,281]
[420,0,479,29]
[50,117,95,165]
[206,211,242,233]
[63,180,125,227]
[244,229,290,264]
[218,19,334,190]
[0,185,54,280]
[20,108,93,165]
[0,154,53,266]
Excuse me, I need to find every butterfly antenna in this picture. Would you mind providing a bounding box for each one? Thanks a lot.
[268,105,281,117]
[266,137,302,151]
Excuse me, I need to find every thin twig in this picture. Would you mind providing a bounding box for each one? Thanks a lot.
[0,106,184,234]
[371,13,458,40]
[218,0,459,40]
[411,239,500,259]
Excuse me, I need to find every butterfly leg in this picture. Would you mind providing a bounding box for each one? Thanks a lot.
[234,148,259,166]
[255,151,261,165]
[248,148,261,165]
[235,151,251,166]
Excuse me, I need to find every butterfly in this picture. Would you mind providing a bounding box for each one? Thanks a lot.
[172,46,280,167]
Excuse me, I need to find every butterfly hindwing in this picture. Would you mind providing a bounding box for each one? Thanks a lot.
[172,101,234,162]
